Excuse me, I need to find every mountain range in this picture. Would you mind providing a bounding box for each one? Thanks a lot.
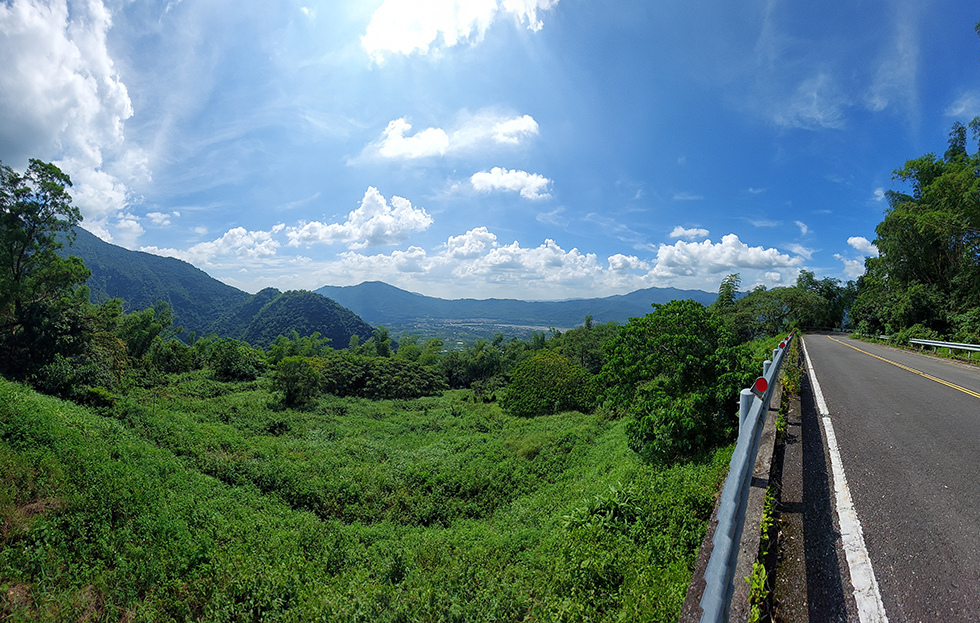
[315,281,717,340]
[57,228,373,347]
[58,227,717,345]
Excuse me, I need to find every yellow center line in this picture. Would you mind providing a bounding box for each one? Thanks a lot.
[826,335,980,400]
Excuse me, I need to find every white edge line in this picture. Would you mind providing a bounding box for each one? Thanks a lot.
[802,337,889,623]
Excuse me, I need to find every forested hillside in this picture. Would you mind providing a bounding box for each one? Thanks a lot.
[56,227,374,347]
[56,227,250,334]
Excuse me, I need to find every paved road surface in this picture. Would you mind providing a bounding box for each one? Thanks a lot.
[802,333,980,621]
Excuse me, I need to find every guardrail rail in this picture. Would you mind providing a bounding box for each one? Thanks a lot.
[909,338,980,358]
[698,331,795,623]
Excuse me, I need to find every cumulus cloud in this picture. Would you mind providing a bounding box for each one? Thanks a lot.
[142,225,285,266]
[607,254,650,272]
[446,226,498,258]
[471,167,551,199]
[361,0,559,63]
[651,234,803,279]
[835,254,866,279]
[365,111,539,160]
[286,187,433,249]
[669,226,709,240]
[377,118,450,159]
[0,0,138,230]
[847,236,879,256]
[147,211,175,226]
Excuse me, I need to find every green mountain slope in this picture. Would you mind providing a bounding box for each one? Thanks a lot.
[233,289,375,348]
[57,227,250,334]
[57,228,373,346]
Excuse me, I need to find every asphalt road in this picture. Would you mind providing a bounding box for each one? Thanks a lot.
[802,333,980,621]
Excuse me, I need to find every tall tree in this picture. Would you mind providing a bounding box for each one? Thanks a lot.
[854,118,980,337]
[0,159,90,376]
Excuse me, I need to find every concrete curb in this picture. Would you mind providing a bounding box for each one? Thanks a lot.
[680,382,783,623]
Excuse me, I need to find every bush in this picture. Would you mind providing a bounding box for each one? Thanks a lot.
[599,300,751,461]
[274,353,448,404]
[209,339,265,381]
[501,350,597,417]
[275,356,326,405]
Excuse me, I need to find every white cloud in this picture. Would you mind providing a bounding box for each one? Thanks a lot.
[361,0,559,63]
[835,254,866,279]
[651,234,803,279]
[147,211,174,226]
[490,115,539,145]
[365,111,539,160]
[748,187,766,195]
[377,118,450,159]
[446,226,497,258]
[795,220,809,236]
[471,167,551,199]
[847,236,879,256]
[299,6,315,19]
[113,215,145,249]
[142,224,285,266]
[0,0,137,226]
[607,254,650,272]
[669,226,709,240]
[873,187,886,202]
[946,91,980,118]
[286,187,433,249]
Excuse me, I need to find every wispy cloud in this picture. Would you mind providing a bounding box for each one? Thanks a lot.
[946,91,980,118]
[672,191,704,201]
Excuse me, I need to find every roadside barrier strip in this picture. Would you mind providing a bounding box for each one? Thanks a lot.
[806,336,889,623]
[698,333,793,623]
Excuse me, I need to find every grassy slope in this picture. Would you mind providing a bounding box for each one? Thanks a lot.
[0,375,730,622]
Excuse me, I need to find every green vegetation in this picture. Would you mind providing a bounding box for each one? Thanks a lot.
[501,349,598,417]
[0,375,731,621]
[852,118,980,343]
[600,300,754,462]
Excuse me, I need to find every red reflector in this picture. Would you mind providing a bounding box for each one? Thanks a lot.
[779,342,786,349]
[755,377,768,393]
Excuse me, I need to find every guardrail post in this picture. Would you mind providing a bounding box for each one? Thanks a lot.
[738,389,753,431]
[763,359,772,377]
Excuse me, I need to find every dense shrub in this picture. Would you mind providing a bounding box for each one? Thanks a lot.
[209,339,265,381]
[599,300,751,461]
[501,350,597,417]
[275,352,448,404]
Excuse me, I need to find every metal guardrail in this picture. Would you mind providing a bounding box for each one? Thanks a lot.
[909,338,980,357]
[699,331,795,623]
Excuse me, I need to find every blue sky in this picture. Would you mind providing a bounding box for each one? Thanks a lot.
[2,0,978,299]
